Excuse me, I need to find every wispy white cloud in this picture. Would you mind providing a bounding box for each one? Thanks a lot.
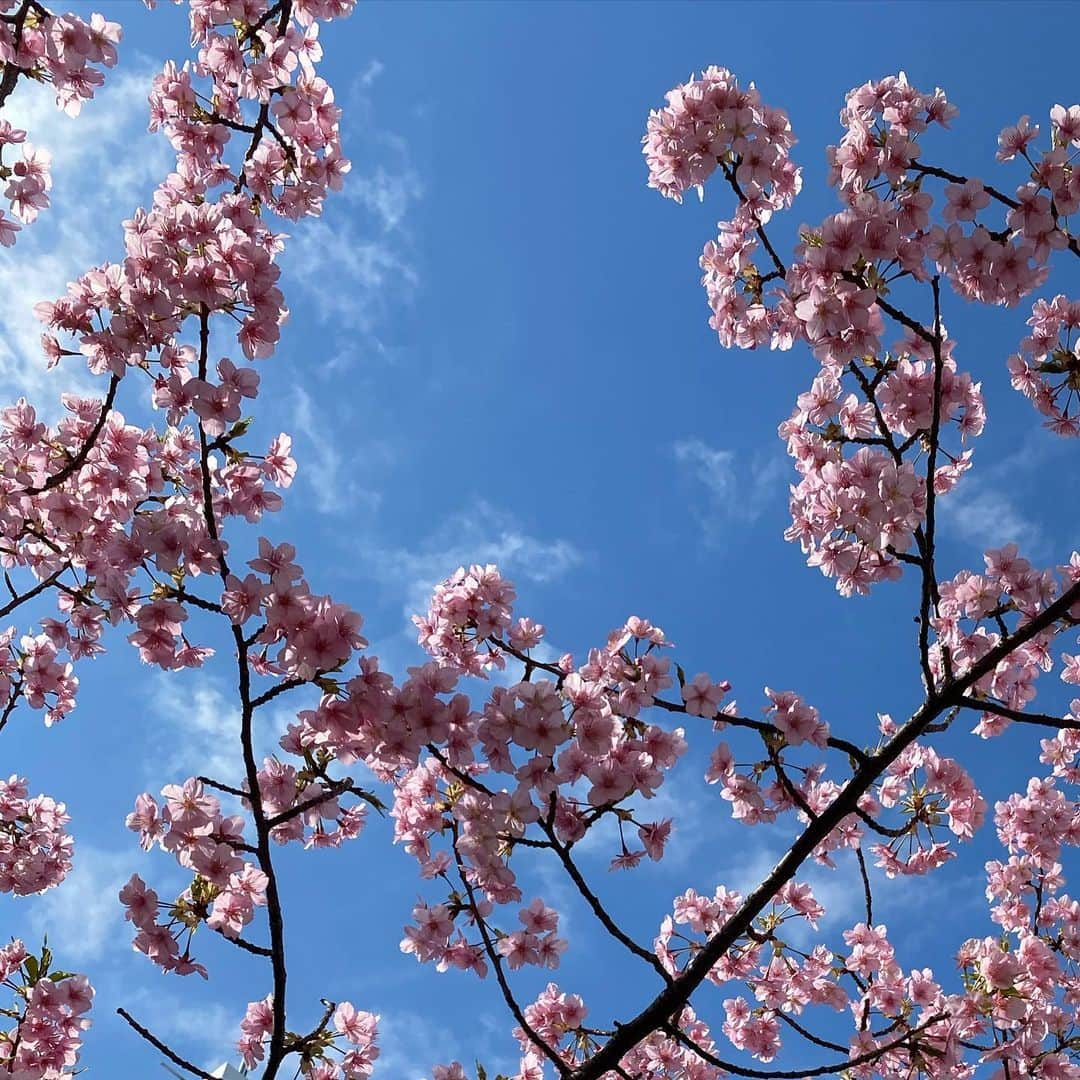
[26,845,131,964]
[938,477,1043,557]
[292,385,388,516]
[0,66,170,405]
[150,677,241,788]
[672,438,785,543]
[359,59,385,89]
[288,62,423,352]
[363,499,583,621]
[353,162,423,233]
[376,1009,468,1080]
[343,74,423,235]
[290,221,419,334]
[673,440,738,502]
[149,673,303,791]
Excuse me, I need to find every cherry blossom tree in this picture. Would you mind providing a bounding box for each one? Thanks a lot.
[1,3,1080,1078]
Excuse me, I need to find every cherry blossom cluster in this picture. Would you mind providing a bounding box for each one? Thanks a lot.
[40,191,290,374]
[704,689,829,825]
[0,939,92,1080]
[122,779,266,977]
[776,328,984,595]
[0,387,298,682]
[500,898,992,1077]
[21,0,356,689]
[703,693,988,879]
[992,104,1080,246]
[642,65,798,206]
[643,66,802,351]
[870,740,986,875]
[826,76,1056,307]
[413,562,517,676]
[960,865,1080,1073]
[1009,294,1080,436]
[400,895,567,980]
[0,624,78,727]
[948,717,1080,1075]
[650,872,1080,1077]
[991,706,1080,875]
[0,3,119,113]
[255,755,368,848]
[0,2,120,245]
[395,594,689,926]
[238,996,379,1079]
[0,773,72,895]
[226,538,367,682]
[0,125,50,242]
[147,0,351,222]
[930,544,1069,713]
[649,69,1080,393]
[829,73,957,199]
[0,0,381,1073]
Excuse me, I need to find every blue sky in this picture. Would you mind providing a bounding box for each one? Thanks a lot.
[1,1,1079,1076]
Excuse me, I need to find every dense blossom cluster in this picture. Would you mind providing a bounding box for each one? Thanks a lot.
[642,65,798,206]
[646,71,1080,594]
[0,2,120,245]
[1009,294,1080,436]
[774,331,984,594]
[0,939,92,1080]
[643,66,802,351]
[0,773,72,895]
[930,544,1067,711]
[645,863,1080,1078]
[238,996,379,1078]
[122,779,267,977]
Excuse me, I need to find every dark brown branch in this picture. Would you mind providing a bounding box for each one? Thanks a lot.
[265,777,354,830]
[957,695,1080,731]
[652,696,870,767]
[286,998,336,1056]
[197,775,246,799]
[855,846,873,925]
[910,159,1080,260]
[194,305,289,1078]
[537,819,672,983]
[116,1008,215,1080]
[668,1011,948,1079]
[918,275,950,688]
[719,161,787,277]
[0,1,49,109]
[450,824,570,1078]
[775,1006,849,1054]
[251,675,310,710]
[168,586,224,615]
[0,565,69,619]
[0,683,23,738]
[23,375,120,496]
[910,161,1020,210]
[210,924,273,957]
[570,577,1080,1079]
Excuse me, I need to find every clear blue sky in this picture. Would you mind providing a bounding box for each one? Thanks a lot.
[1,1,1078,1076]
